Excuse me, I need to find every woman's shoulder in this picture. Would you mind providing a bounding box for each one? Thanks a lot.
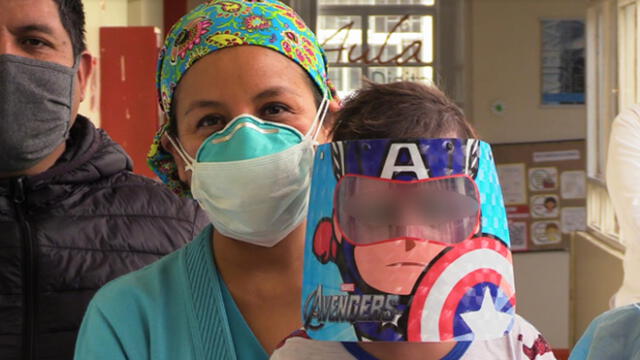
[570,304,640,360]
[90,246,187,311]
[586,303,640,340]
[75,227,220,360]
[90,226,214,313]
[593,303,640,322]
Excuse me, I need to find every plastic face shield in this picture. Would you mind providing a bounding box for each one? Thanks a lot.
[302,139,515,343]
[336,175,481,246]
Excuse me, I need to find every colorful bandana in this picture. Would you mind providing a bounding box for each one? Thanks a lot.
[302,139,515,343]
[148,0,334,196]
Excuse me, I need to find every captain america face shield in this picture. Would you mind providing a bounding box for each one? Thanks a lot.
[302,138,515,343]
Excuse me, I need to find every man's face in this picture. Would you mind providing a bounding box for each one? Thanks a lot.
[0,0,89,121]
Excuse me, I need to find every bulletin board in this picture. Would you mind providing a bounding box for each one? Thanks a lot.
[492,140,586,252]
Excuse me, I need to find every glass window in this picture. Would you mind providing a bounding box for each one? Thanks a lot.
[318,5,435,95]
[319,0,435,5]
[318,16,363,63]
[318,15,356,30]
[373,16,421,33]
[369,66,433,84]
[328,67,363,99]
[584,0,622,245]
[619,2,637,110]
[368,15,433,64]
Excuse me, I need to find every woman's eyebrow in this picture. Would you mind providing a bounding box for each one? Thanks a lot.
[252,86,302,103]
[184,100,225,116]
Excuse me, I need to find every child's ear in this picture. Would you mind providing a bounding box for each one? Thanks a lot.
[329,98,342,113]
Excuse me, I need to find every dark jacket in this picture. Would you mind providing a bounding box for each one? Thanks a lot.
[0,116,208,360]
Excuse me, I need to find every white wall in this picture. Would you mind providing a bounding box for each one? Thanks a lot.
[78,0,129,126]
[571,232,624,345]
[128,0,164,32]
[78,0,163,127]
[513,251,570,348]
[469,0,587,143]
[468,0,588,349]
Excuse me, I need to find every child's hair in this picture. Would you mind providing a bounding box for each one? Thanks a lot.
[331,81,477,141]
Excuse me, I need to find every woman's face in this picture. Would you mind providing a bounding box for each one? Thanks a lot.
[168,45,326,184]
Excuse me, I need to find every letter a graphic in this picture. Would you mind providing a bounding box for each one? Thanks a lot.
[380,143,429,179]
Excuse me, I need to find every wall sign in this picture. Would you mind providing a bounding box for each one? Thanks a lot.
[541,19,586,105]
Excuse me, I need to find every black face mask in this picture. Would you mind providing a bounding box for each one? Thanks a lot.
[0,54,77,173]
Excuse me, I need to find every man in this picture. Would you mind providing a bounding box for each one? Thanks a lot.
[0,1,207,359]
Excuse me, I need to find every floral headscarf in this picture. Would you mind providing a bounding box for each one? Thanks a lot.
[148,0,334,196]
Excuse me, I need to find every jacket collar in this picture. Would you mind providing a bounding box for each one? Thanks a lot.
[0,115,133,199]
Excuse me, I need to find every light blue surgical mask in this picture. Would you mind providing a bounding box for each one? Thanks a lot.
[169,97,330,246]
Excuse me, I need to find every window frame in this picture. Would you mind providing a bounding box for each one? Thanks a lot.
[318,3,438,85]
[585,0,622,246]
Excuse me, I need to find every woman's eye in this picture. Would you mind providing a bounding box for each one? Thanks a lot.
[197,114,225,129]
[262,103,290,117]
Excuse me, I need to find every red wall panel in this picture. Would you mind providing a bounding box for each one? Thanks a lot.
[100,27,160,179]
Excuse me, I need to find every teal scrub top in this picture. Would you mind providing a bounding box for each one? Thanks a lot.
[74,225,268,360]
[218,267,269,359]
[570,303,640,360]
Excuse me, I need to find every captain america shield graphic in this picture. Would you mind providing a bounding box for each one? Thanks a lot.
[407,236,516,342]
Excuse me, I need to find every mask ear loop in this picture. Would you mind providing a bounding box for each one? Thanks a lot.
[308,96,331,144]
[166,134,196,172]
[63,56,83,140]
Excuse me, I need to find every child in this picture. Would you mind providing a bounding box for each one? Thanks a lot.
[271,81,556,360]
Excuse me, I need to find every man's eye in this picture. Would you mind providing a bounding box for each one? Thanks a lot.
[22,38,48,48]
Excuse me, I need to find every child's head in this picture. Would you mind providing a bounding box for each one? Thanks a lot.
[323,81,482,296]
[331,81,477,141]
[305,80,516,344]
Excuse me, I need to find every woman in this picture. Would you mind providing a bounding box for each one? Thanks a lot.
[74,1,339,359]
